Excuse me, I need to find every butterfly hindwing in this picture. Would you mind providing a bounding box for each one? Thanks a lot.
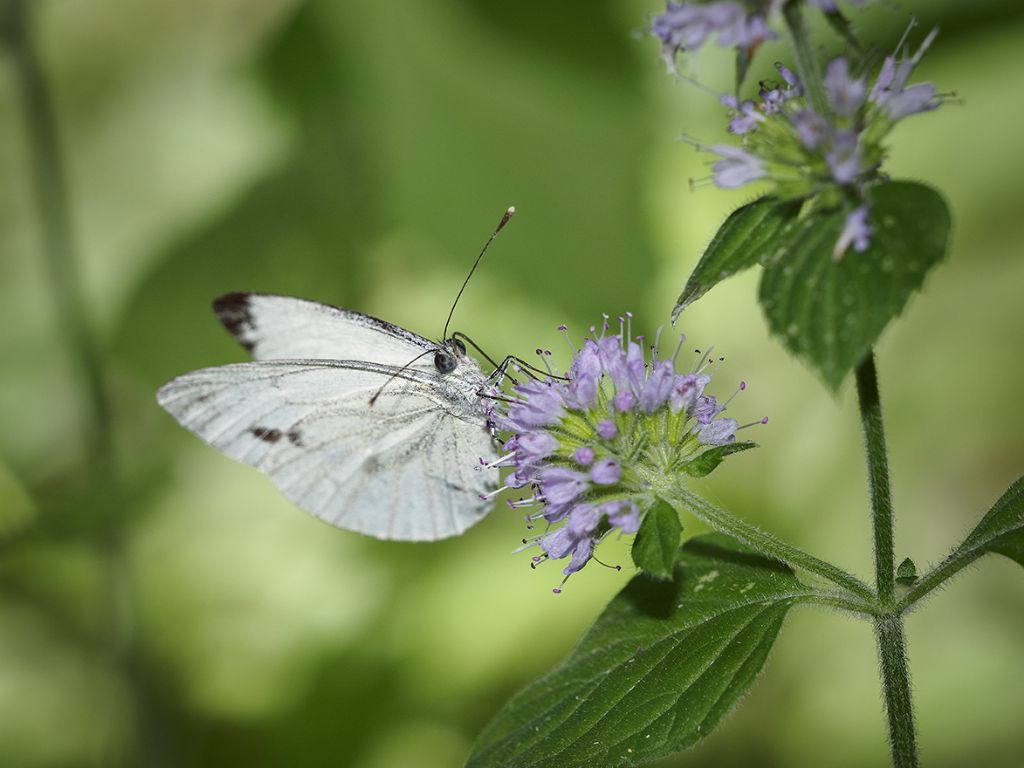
[157,359,499,541]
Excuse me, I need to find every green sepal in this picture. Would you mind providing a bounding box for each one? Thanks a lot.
[631,500,683,580]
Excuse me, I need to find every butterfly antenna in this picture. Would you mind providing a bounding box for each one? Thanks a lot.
[368,349,435,407]
[441,206,515,341]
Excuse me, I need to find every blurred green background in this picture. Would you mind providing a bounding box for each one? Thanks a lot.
[1,1,1022,766]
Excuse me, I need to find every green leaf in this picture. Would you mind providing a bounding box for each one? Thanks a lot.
[960,475,1024,568]
[631,500,682,579]
[468,535,810,768]
[672,197,801,322]
[681,441,756,478]
[758,182,950,391]
[895,557,917,586]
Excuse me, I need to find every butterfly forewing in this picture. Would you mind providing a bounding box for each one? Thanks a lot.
[214,292,435,366]
[158,356,500,541]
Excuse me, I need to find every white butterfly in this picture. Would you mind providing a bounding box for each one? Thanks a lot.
[156,291,501,541]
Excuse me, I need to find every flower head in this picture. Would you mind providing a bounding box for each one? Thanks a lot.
[673,24,947,259]
[482,318,763,592]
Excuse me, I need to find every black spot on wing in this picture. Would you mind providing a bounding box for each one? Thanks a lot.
[250,426,282,443]
[286,429,303,447]
[213,292,256,353]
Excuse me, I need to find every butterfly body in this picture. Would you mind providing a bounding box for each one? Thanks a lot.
[157,293,500,541]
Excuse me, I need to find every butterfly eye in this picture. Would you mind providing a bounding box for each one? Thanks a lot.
[434,350,457,374]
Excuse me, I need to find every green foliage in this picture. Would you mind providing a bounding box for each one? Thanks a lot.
[631,500,682,579]
[758,182,951,390]
[468,535,808,768]
[959,475,1024,568]
[672,198,800,321]
[676,182,950,391]
[681,441,756,478]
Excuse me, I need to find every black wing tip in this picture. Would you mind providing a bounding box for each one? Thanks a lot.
[212,291,252,317]
[212,292,256,352]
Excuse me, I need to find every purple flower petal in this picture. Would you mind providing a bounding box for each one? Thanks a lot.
[826,130,861,183]
[568,339,602,408]
[884,82,938,120]
[614,390,635,413]
[670,373,710,414]
[710,145,766,189]
[726,100,763,134]
[824,58,866,116]
[563,538,596,574]
[640,361,676,413]
[590,458,622,485]
[693,394,723,425]
[540,527,576,559]
[698,417,739,446]
[567,504,600,537]
[789,109,829,151]
[510,431,558,465]
[604,500,642,534]
[776,62,800,89]
[504,380,566,430]
[573,446,595,466]
[538,467,588,506]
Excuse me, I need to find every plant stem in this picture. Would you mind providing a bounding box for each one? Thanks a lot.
[2,0,112,475]
[782,0,829,116]
[671,487,875,602]
[2,5,175,765]
[856,353,919,767]
[875,616,919,768]
[801,589,877,617]
[855,353,895,605]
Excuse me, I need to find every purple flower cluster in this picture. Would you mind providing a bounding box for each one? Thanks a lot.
[482,317,762,592]
[652,1,775,74]
[678,25,944,259]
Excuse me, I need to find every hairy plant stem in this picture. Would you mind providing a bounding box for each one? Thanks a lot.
[856,352,919,768]
[875,616,919,768]
[670,487,875,605]
[856,353,895,604]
